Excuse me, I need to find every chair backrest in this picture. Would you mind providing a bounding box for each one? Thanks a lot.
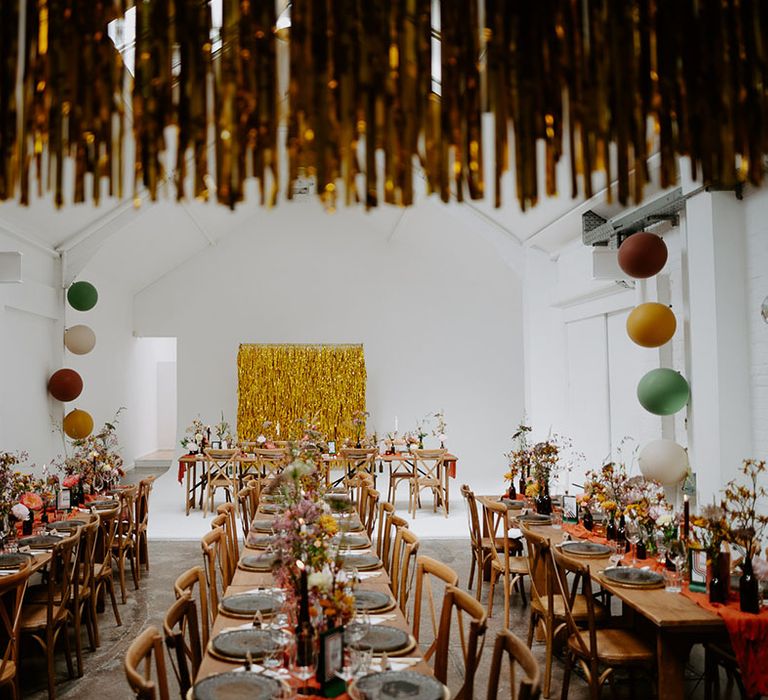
[375,501,395,560]
[412,449,446,480]
[43,530,80,627]
[520,524,556,621]
[124,626,171,700]
[411,555,459,660]
[204,449,240,486]
[253,448,288,478]
[339,447,377,478]
[117,485,139,542]
[200,528,227,615]
[163,594,202,698]
[174,566,210,648]
[434,585,488,699]
[216,502,240,578]
[0,563,31,684]
[136,476,156,530]
[486,630,542,700]
[96,503,122,577]
[237,479,260,541]
[460,484,483,553]
[360,487,380,537]
[76,516,100,599]
[382,512,409,577]
[390,527,420,613]
[551,548,599,662]
[483,499,513,572]
[209,514,234,587]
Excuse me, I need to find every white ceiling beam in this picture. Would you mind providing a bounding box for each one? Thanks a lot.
[0,219,60,258]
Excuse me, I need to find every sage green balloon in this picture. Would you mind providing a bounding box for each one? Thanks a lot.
[637,368,690,415]
[67,281,98,311]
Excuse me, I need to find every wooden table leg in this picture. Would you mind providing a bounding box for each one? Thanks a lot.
[656,630,691,700]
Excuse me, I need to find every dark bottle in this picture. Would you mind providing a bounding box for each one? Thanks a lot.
[22,515,33,536]
[709,557,726,604]
[506,483,517,500]
[518,475,526,499]
[617,515,627,551]
[605,516,617,541]
[739,557,760,613]
[636,540,647,560]
[582,506,594,531]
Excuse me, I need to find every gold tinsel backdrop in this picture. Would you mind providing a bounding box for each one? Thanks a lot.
[0,1,766,211]
[237,344,366,441]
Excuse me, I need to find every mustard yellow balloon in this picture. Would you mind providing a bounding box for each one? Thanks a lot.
[63,409,94,440]
[626,303,677,348]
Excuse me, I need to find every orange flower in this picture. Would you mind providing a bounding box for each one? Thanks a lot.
[20,492,43,511]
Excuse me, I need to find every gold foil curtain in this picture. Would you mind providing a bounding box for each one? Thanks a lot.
[1,1,767,211]
[237,344,366,442]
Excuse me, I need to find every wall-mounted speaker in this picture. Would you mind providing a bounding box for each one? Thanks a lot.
[591,248,633,282]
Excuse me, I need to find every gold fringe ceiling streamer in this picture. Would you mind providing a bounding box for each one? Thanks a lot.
[236,344,366,442]
[1,1,768,210]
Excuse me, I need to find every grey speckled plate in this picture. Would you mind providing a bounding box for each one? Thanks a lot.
[18,534,62,548]
[560,541,611,558]
[220,591,278,617]
[88,500,117,509]
[45,519,85,530]
[341,552,382,571]
[0,553,32,568]
[334,533,370,549]
[354,625,412,654]
[239,553,276,572]
[259,503,285,514]
[246,534,275,549]
[250,520,275,533]
[501,498,524,510]
[354,589,394,612]
[352,671,447,700]
[518,513,552,525]
[602,566,664,588]
[210,629,281,661]
[193,671,283,700]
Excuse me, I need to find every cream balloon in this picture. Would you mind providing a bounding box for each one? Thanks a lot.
[638,439,689,485]
[64,325,96,355]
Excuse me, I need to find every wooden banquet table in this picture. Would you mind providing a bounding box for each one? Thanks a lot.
[480,508,725,700]
[194,504,434,697]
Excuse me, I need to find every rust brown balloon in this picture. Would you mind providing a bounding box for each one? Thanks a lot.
[617,233,668,279]
[48,369,84,402]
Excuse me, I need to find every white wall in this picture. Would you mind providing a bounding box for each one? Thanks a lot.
[133,197,525,492]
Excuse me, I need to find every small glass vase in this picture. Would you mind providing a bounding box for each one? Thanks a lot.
[708,555,726,604]
[535,484,552,515]
[506,483,517,500]
[739,557,760,614]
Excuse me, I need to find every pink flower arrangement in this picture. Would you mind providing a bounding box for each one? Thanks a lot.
[20,492,43,511]
[62,474,80,488]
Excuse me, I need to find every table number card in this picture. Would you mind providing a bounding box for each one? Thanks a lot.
[57,488,71,510]
[562,495,578,523]
[688,546,707,592]
[317,626,345,697]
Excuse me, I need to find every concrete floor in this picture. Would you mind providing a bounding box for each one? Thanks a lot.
[19,538,735,699]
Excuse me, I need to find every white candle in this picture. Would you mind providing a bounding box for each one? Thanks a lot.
[394,416,398,433]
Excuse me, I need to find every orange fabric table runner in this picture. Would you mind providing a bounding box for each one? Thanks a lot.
[563,522,608,543]
[681,586,768,696]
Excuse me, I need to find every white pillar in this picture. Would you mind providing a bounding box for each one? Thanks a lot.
[683,189,752,503]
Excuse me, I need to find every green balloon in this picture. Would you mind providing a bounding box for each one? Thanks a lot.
[67,281,98,311]
[637,368,690,415]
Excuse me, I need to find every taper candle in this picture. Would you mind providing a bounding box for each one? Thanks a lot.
[683,494,690,540]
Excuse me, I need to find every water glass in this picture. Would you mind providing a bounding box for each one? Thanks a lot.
[350,643,373,677]
[551,511,563,530]
[664,568,683,593]
[344,610,370,646]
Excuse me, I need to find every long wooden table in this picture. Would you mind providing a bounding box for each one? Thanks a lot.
[195,505,433,693]
[516,520,725,700]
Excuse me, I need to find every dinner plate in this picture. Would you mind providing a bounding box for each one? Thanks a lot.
[239,553,276,572]
[0,553,32,568]
[501,498,525,510]
[341,552,382,571]
[351,671,447,700]
[88,499,117,509]
[250,520,275,533]
[518,513,552,525]
[18,534,63,548]
[209,628,282,662]
[560,541,612,558]
[334,533,370,549]
[354,589,395,613]
[601,566,664,588]
[220,591,279,617]
[45,519,85,530]
[353,625,414,655]
[192,671,285,700]
[259,503,285,515]
[245,534,275,549]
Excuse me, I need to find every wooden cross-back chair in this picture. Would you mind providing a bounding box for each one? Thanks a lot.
[135,475,155,576]
[0,562,32,699]
[390,527,420,613]
[486,630,542,700]
[93,503,123,642]
[374,501,395,561]
[252,448,288,482]
[521,524,607,698]
[72,516,100,677]
[411,555,459,662]
[355,474,375,518]
[359,487,380,537]
[209,514,234,588]
[409,449,448,517]
[124,626,170,700]
[460,484,492,600]
[200,528,227,616]
[382,512,409,577]
[433,585,488,700]
[174,566,210,649]
[552,548,654,700]
[203,448,241,517]
[113,485,140,603]
[216,502,240,583]
[236,478,260,541]
[484,500,528,625]
[21,530,80,699]
[338,447,377,493]
[163,594,202,699]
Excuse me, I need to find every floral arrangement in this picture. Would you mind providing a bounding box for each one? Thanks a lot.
[0,451,44,523]
[723,459,768,566]
[214,412,235,445]
[503,423,531,485]
[529,437,562,490]
[624,476,669,527]
[57,409,125,491]
[351,410,369,446]
[690,504,730,560]
[180,417,207,452]
[582,461,632,516]
[432,410,447,446]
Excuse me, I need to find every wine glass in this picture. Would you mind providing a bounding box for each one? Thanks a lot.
[625,519,641,566]
[608,541,623,568]
[344,610,370,647]
[263,629,292,673]
[289,637,317,694]
[655,533,668,566]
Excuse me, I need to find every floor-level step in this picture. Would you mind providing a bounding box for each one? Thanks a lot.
[134,449,174,470]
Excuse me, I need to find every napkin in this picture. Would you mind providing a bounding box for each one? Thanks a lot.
[356,571,383,580]
[368,614,397,625]
[388,657,422,671]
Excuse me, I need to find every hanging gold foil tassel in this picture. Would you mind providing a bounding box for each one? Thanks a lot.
[0,1,20,201]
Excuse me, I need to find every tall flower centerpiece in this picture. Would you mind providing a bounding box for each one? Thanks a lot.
[504,423,531,500]
[433,410,447,448]
[180,417,207,453]
[583,460,633,539]
[690,504,730,603]
[723,459,768,613]
[623,476,670,559]
[529,437,562,515]
[214,412,235,448]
